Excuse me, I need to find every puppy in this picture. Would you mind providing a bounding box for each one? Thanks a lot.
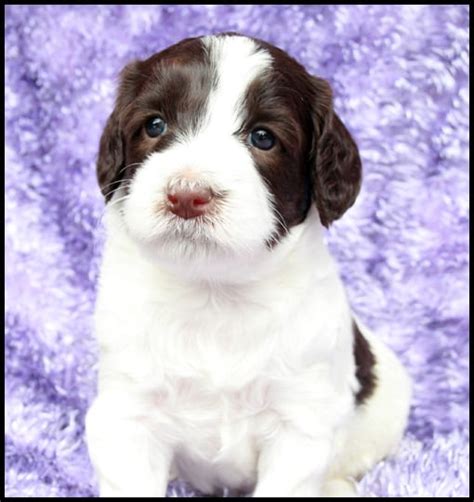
[86,33,411,497]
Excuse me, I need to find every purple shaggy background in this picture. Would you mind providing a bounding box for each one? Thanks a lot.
[5,5,469,497]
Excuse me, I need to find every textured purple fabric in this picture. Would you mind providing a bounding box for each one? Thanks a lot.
[5,5,469,497]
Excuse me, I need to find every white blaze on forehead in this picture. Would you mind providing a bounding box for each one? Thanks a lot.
[202,35,272,134]
[122,34,280,269]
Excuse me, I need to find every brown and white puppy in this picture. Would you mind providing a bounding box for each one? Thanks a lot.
[86,33,411,497]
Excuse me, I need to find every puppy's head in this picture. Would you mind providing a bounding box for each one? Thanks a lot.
[97,33,361,273]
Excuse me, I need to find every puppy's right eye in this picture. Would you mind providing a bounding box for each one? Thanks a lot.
[145,116,167,138]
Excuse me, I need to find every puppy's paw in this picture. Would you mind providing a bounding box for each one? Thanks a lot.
[321,478,358,497]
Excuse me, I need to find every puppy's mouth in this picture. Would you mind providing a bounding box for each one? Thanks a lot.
[119,179,238,258]
[164,211,217,236]
[146,209,229,261]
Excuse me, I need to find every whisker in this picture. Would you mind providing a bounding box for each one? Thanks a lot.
[104,184,132,200]
[89,188,132,259]
[100,179,133,192]
[117,162,142,176]
[108,194,131,209]
[271,206,290,235]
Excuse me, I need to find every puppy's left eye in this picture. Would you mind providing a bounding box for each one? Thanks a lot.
[249,129,275,150]
[145,116,167,138]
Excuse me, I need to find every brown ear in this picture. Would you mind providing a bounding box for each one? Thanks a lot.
[97,61,143,201]
[97,108,124,201]
[310,78,362,227]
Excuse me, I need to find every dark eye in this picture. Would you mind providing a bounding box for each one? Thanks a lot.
[249,128,275,150]
[145,116,167,138]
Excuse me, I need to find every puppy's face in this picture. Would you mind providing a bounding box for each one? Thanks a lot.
[97,34,361,269]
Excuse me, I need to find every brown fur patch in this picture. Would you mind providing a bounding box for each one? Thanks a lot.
[97,36,215,201]
[238,34,362,244]
[353,321,377,404]
[238,37,314,244]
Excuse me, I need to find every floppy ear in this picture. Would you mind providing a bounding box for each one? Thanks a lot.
[310,77,362,227]
[97,108,124,201]
[96,61,143,201]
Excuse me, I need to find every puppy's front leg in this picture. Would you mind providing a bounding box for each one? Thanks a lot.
[253,427,332,497]
[86,394,171,497]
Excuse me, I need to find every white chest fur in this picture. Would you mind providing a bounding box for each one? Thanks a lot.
[93,208,357,494]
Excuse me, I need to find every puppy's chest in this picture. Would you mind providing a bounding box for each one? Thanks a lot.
[149,304,280,423]
[158,375,272,493]
[143,300,282,485]
[138,288,287,382]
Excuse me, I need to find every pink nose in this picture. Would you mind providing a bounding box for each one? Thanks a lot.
[167,188,213,219]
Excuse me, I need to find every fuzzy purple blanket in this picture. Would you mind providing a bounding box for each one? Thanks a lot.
[5,5,469,497]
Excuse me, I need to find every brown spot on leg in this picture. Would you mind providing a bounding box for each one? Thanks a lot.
[353,321,376,404]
